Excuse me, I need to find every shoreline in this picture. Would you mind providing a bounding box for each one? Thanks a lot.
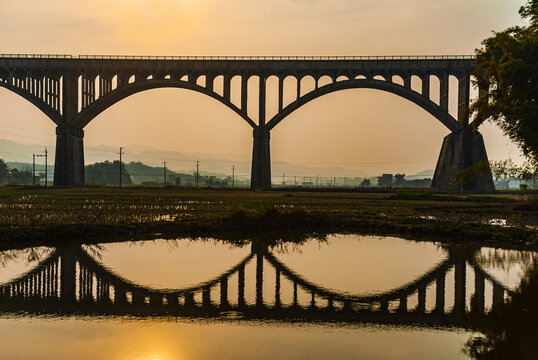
[0,186,536,250]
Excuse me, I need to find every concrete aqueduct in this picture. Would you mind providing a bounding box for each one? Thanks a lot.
[0,54,495,192]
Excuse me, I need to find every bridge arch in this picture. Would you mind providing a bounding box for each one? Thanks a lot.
[0,82,62,125]
[73,79,256,129]
[266,78,461,132]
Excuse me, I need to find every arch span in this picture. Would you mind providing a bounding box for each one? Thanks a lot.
[0,83,62,125]
[73,79,257,129]
[266,78,461,133]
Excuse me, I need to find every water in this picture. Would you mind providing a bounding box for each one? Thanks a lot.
[0,234,536,360]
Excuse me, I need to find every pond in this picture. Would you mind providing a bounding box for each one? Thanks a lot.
[0,234,536,360]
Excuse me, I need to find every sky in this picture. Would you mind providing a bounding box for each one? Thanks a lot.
[0,0,529,177]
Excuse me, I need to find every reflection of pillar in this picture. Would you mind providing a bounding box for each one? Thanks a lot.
[380,300,388,313]
[184,292,194,308]
[473,270,485,313]
[275,268,281,307]
[435,272,445,313]
[293,282,298,306]
[256,252,263,307]
[220,277,228,309]
[454,259,466,315]
[59,247,77,304]
[417,285,426,313]
[238,264,245,308]
[398,295,408,313]
[492,283,505,310]
[203,286,211,308]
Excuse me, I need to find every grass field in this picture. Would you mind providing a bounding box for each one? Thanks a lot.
[0,186,536,248]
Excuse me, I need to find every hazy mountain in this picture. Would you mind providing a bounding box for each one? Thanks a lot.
[0,138,433,179]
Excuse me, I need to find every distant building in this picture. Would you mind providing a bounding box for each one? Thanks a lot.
[378,174,393,188]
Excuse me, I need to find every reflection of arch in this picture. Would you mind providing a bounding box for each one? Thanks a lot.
[266,79,460,132]
[0,83,61,125]
[73,79,256,129]
[0,243,513,328]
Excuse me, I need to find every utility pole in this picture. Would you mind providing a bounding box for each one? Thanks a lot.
[118,147,124,187]
[163,161,167,186]
[295,175,297,186]
[195,161,199,187]
[232,165,235,188]
[32,154,36,186]
[44,148,48,187]
[316,175,319,188]
[334,176,336,189]
[282,173,285,187]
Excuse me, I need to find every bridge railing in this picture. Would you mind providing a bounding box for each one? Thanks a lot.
[0,54,73,59]
[0,54,475,61]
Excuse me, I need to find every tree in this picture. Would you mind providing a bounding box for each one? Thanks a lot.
[471,0,538,166]
[359,178,371,188]
[394,174,406,187]
[0,159,8,184]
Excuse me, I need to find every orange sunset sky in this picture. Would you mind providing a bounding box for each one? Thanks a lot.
[0,0,529,176]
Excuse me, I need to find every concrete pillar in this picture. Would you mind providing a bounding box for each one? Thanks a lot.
[250,127,271,189]
[53,126,85,187]
[458,75,471,131]
[278,76,284,111]
[422,76,430,98]
[431,131,495,193]
[439,73,449,110]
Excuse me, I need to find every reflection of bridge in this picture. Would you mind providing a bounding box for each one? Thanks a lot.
[0,243,509,328]
[0,55,494,191]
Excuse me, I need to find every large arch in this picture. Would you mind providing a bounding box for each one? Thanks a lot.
[266,78,461,133]
[73,79,256,129]
[0,83,62,125]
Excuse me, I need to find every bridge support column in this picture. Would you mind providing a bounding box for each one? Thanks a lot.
[431,131,495,193]
[250,127,271,190]
[53,126,85,187]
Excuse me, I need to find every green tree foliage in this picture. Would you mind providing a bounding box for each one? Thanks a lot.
[85,161,132,186]
[0,159,8,176]
[8,168,33,184]
[393,174,406,187]
[490,159,537,183]
[359,178,371,187]
[471,0,538,165]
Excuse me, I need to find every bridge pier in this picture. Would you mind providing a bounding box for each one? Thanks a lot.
[250,127,272,190]
[53,126,85,187]
[431,131,495,193]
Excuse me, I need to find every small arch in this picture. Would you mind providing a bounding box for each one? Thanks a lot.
[355,75,367,80]
[448,75,459,119]
[230,75,242,108]
[429,75,440,105]
[213,75,224,97]
[111,75,118,90]
[164,75,171,80]
[392,75,404,86]
[336,75,349,82]
[300,76,316,97]
[318,75,333,88]
[283,75,298,108]
[196,75,207,88]
[411,76,422,93]
[373,75,385,81]
[128,75,135,84]
[247,75,260,123]
[180,75,188,82]
[266,75,280,120]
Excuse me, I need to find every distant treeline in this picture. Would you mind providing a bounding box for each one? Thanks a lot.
[0,159,41,184]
